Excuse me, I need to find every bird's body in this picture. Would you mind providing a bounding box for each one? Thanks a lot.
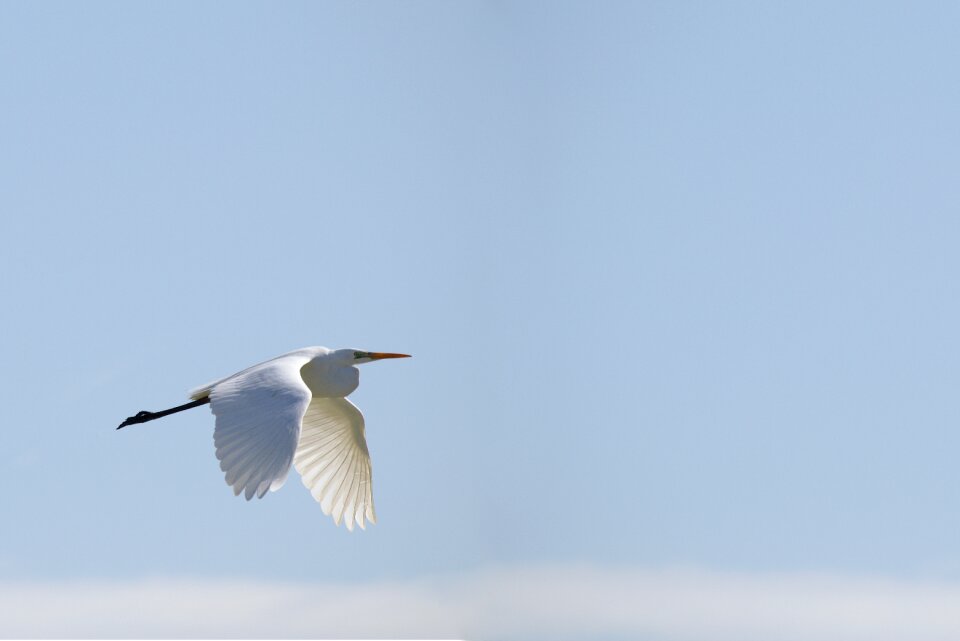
[188,346,358,401]
[118,346,410,531]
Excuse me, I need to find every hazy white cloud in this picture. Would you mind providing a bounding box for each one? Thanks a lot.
[2,565,960,640]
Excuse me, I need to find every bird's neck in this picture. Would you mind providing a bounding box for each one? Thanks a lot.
[301,358,360,398]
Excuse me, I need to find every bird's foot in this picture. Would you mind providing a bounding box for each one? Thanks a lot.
[116,410,155,430]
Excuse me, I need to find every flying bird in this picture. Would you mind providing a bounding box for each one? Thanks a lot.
[117,346,410,530]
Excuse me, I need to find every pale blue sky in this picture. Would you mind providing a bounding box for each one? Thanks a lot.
[2,1,960,637]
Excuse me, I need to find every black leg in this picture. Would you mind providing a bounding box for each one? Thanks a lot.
[116,397,211,430]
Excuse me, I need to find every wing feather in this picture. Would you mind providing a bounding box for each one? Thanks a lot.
[329,448,358,525]
[294,397,375,530]
[208,355,312,501]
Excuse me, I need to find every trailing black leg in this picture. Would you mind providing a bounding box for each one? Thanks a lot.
[117,397,211,430]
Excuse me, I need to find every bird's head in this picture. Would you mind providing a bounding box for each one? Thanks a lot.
[335,349,411,365]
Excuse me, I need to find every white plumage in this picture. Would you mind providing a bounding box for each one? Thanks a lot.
[120,346,409,531]
[295,396,375,529]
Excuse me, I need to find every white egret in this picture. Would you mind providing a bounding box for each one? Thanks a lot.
[118,347,411,530]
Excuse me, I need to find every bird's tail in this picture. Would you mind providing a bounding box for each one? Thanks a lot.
[188,386,212,401]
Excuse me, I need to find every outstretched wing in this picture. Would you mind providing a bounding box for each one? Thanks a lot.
[209,355,313,500]
[294,397,375,531]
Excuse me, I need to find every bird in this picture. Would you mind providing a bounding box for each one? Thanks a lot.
[117,346,410,531]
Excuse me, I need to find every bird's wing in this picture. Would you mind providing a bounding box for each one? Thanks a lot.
[294,397,375,531]
[210,355,313,500]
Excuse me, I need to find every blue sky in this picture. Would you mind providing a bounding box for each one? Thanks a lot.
[2,1,960,638]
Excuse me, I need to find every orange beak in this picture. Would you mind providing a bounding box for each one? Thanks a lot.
[368,352,412,360]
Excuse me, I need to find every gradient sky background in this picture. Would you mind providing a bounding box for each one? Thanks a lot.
[2,2,960,639]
